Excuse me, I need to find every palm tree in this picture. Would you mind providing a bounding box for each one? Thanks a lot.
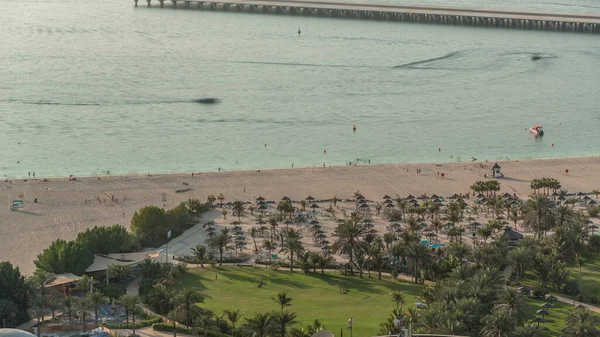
[194,313,218,337]
[513,324,544,337]
[480,307,516,337]
[190,244,210,268]
[389,291,405,311]
[332,218,369,273]
[107,264,133,292]
[212,228,233,266]
[507,246,532,284]
[118,294,140,334]
[577,254,585,295]
[497,287,527,323]
[88,290,107,327]
[232,200,245,222]
[406,241,430,284]
[223,309,243,337]
[28,270,56,328]
[243,312,272,337]
[272,291,292,313]
[221,209,228,220]
[217,193,225,206]
[317,253,334,274]
[76,275,92,297]
[250,227,260,260]
[523,195,554,238]
[263,239,277,264]
[591,189,600,199]
[174,288,204,326]
[0,299,18,328]
[167,309,184,337]
[76,296,91,332]
[563,307,600,337]
[272,311,298,337]
[207,194,216,208]
[63,296,75,326]
[279,229,304,272]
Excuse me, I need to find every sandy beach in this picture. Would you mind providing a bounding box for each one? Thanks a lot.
[1,156,598,275]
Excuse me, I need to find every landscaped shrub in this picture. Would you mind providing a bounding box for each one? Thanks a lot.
[153,322,191,334]
[562,280,580,296]
[106,317,162,329]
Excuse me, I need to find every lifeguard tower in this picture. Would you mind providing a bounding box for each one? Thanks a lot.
[492,163,504,178]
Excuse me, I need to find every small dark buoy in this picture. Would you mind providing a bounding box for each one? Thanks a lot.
[298,27,301,35]
[531,54,542,61]
[353,124,356,132]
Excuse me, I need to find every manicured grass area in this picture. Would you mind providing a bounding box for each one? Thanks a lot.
[565,253,600,298]
[524,297,570,336]
[180,266,423,337]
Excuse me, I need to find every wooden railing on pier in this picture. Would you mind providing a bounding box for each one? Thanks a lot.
[134,0,600,33]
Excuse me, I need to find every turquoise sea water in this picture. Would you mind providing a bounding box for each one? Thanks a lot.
[1,0,599,178]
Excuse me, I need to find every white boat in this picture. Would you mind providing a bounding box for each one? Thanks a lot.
[530,125,544,136]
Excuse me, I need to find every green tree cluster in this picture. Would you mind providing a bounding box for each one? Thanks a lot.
[34,239,94,275]
[0,262,29,327]
[530,177,562,195]
[76,225,139,255]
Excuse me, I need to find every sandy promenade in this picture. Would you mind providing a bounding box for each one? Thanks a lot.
[1,156,598,274]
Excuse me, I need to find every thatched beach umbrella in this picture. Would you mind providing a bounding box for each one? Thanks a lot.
[310,203,319,210]
[383,199,394,205]
[364,222,374,229]
[536,309,549,318]
[541,302,553,309]
[306,196,315,201]
[356,194,365,201]
[385,203,394,209]
[232,225,242,231]
[320,240,330,246]
[310,224,322,232]
[531,317,545,327]
[545,295,557,303]
[256,196,265,202]
[207,231,216,238]
[259,204,268,210]
[360,203,370,209]
[309,219,320,225]
[383,194,391,200]
[284,219,293,227]
[316,233,327,241]
[407,194,415,199]
[589,224,599,235]
[281,196,291,202]
[368,229,378,234]
[205,227,215,232]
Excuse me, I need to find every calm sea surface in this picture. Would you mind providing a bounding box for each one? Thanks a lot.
[1,0,599,178]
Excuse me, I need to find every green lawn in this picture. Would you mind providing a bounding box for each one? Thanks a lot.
[179,266,423,337]
[522,252,600,303]
[565,253,600,298]
[524,297,570,336]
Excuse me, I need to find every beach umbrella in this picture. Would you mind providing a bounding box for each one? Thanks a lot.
[450,193,460,199]
[232,225,242,231]
[364,222,374,229]
[259,225,269,233]
[368,229,378,234]
[536,309,549,317]
[545,295,557,303]
[469,222,482,229]
[430,194,439,199]
[383,195,391,200]
[541,302,554,309]
[281,196,291,202]
[306,196,315,201]
[259,204,268,210]
[309,219,319,225]
[476,193,484,199]
[310,224,322,232]
[316,233,327,241]
[320,240,330,246]
[310,203,319,210]
[466,216,476,222]
[357,199,368,205]
[418,194,428,200]
[589,200,598,205]
[256,196,265,202]
[356,194,365,200]
[426,232,436,239]
[384,203,394,209]
[207,231,216,238]
[407,194,415,199]
[256,200,265,206]
[589,224,599,235]
[531,317,545,326]
[360,204,370,209]
[284,219,293,226]
[503,192,513,199]
[577,192,586,196]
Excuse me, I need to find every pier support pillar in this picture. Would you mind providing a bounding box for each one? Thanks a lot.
[146,0,151,7]
[171,0,177,7]
[134,0,138,6]
[159,0,164,7]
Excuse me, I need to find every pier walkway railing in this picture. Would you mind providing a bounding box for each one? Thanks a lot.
[134,0,600,33]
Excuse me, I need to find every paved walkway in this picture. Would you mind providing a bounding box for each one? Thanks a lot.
[114,327,194,337]
[553,295,600,313]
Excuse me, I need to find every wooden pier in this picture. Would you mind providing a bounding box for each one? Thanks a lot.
[134,0,600,33]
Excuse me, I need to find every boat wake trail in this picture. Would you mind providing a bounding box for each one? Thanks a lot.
[231,60,370,68]
[4,99,199,106]
[394,50,465,68]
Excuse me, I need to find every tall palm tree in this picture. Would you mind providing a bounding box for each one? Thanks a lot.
[167,309,184,337]
[28,270,56,328]
[389,291,405,311]
[63,296,75,326]
[243,312,273,337]
[577,254,585,294]
[118,295,141,335]
[232,200,245,222]
[317,254,334,274]
[268,217,279,240]
[331,218,369,273]
[272,311,298,337]
[217,193,225,206]
[223,309,243,337]
[272,291,292,313]
[107,264,133,292]
[212,228,233,266]
[194,313,218,337]
[174,288,204,326]
[263,239,277,264]
[523,195,554,238]
[88,290,107,327]
[76,296,91,332]
[76,275,92,297]
[190,244,210,268]
[507,246,532,284]
[250,227,260,260]
[279,229,304,272]
[563,307,600,337]
[480,307,516,337]
[406,241,430,284]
